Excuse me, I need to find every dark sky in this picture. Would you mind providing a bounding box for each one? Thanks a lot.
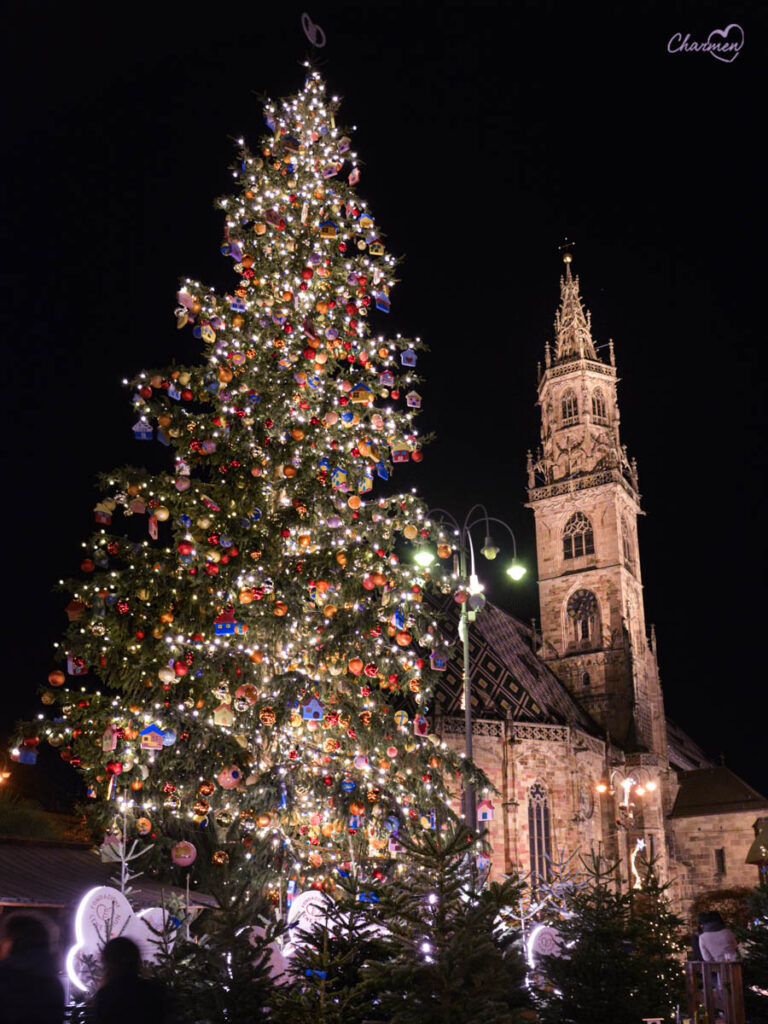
[2,2,766,794]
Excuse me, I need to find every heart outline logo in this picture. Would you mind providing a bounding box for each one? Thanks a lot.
[707,23,744,63]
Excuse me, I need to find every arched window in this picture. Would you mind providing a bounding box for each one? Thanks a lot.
[591,389,607,423]
[528,781,552,885]
[582,672,591,688]
[621,516,635,570]
[561,390,579,425]
[562,512,594,560]
[567,589,599,645]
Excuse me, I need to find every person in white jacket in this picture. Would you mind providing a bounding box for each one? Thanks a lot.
[699,911,739,961]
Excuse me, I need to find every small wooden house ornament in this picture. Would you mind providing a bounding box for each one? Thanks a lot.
[380,370,395,387]
[301,698,324,721]
[405,391,422,409]
[319,219,338,238]
[368,239,385,256]
[349,383,373,405]
[214,610,237,636]
[139,724,165,751]
[400,348,417,367]
[357,211,374,231]
[132,419,153,441]
[429,652,448,672]
[348,167,361,186]
[331,467,349,491]
[357,468,373,494]
[102,726,118,752]
[213,704,235,728]
[477,799,495,823]
[413,714,429,737]
[392,450,410,464]
[94,504,112,525]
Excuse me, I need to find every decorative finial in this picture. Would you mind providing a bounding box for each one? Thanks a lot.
[558,237,575,265]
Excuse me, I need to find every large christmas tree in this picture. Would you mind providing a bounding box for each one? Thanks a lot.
[26,66,475,900]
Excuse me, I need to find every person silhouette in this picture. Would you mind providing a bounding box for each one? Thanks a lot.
[92,937,173,1023]
[0,913,64,1024]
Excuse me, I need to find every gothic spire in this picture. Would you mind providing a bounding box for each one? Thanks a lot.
[553,255,597,361]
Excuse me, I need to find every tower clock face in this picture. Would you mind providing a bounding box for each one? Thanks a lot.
[567,589,598,619]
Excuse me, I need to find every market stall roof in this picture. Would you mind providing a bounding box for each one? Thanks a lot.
[0,837,216,909]
[746,820,768,865]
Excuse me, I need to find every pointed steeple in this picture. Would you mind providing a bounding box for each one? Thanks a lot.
[553,255,597,362]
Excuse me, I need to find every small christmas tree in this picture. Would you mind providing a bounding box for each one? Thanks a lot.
[535,851,683,1024]
[364,823,529,1024]
[271,852,389,1024]
[629,860,685,1017]
[152,838,286,1023]
[737,879,768,1024]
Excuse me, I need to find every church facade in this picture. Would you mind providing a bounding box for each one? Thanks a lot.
[433,257,767,915]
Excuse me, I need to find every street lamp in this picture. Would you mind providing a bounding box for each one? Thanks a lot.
[416,504,525,830]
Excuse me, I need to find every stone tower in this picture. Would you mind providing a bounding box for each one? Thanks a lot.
[526,256,666,757]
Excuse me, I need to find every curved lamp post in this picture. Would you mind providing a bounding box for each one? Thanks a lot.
[414,504,525,829]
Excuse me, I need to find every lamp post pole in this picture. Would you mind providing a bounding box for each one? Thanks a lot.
[418,505,525,832]
[458,540,476,828]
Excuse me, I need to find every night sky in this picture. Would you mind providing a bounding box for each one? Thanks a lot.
[2,2,766,796]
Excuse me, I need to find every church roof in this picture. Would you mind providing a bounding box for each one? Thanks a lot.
[432,598,601,735]
[669,765,768,819]
[666,718,713,772]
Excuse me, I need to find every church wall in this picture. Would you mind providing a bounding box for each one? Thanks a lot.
[669,811,764,906]
[439,720,607,882]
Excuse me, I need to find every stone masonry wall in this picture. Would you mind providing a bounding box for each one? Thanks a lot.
[670,811,764,911]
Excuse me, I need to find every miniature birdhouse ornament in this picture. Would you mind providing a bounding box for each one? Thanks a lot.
[331,467,348,490]
[429,652,448,672]
[94,503,113,525]
[132,419,153,441]
[139,725,165,751]
[214,704,235,728]
[319,219,338,238]
[302,698,324,721]
[405,391,422,409]
[349,383,373,404]
[214,610,237,635]
[477,799,495,822]
[400,348,417,367]
[413,714,429,737]
[380,370,395,387]
[102,726,118,752]
[392,449,409,464]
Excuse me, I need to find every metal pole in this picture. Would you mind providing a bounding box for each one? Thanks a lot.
[459,541,476,830]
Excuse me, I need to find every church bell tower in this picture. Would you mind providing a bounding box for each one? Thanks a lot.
[526,254,666,756]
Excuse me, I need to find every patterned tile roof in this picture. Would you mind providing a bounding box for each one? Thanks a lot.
[430,598,601,735]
